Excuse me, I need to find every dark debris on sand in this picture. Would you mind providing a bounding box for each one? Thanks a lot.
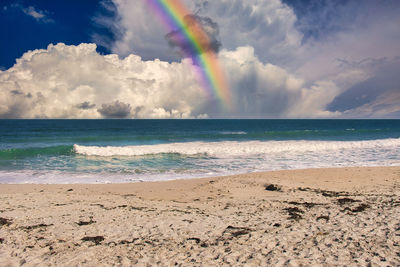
[264,184,282,191]
[287,201,324,208]
[337,198,360,205]
[284,207,304,221]
[187,237,201,244]
[76,219,96,226]
[81,236,104,245]
[106,238,138,246]
[296,187,351,197]
[316,215,330,222]
[223,226,253,238]
[21,223,53,231]
[0,217,12,227]
[342,203,370,213]
[350,203,370,212]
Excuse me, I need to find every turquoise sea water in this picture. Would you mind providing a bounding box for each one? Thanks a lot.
[0,119,399,184]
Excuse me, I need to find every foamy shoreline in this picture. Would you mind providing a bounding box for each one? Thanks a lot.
[0,167,399,266]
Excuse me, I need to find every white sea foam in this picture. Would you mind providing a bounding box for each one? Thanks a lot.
[2,139,399,184]
[73,138,400,157]
[219,131,248,135]
[0,170,186,184]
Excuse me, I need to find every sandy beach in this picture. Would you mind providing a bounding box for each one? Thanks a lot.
[0,166,399,266]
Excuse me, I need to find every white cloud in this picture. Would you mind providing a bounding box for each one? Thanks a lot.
[219,46,343,118]
[190,0,302,66]
[102,0,302,65]
[0,43,341,119]
[8,4,54,23]
[288,81,341,118]
[23,6,45,20]
[219,46,304,118]
[101,0,176,61]
[0,43,205,118]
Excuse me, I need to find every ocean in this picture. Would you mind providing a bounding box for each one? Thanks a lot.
[0,119,399,184]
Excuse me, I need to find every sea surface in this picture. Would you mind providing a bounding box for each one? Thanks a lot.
[0,119,399,184]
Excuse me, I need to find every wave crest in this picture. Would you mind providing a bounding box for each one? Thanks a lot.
[73,138,400,157]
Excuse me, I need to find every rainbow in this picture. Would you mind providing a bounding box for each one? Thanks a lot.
[145,0,231,109]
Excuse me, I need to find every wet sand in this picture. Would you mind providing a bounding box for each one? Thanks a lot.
[0,166,399,266]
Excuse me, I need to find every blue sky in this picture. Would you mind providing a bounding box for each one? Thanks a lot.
[0,0,114,69]
[0,0,399,118]
[0,0,359,68]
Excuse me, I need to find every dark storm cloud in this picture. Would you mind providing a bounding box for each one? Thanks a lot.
[76,101,96,110]
[98,100,131,118]
[165,14,221,57]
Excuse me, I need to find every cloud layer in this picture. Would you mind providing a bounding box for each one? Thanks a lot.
[1,0,399,118]
[0,43,337,119]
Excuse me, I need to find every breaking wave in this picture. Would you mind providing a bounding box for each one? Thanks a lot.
[73,138,400,157]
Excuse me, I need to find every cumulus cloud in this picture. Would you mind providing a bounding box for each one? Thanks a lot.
[189,0,303,66]
[96,0,177,62]
[0,42,340,119]
[0,43,205,119]
[102,0,302,65]
[1,41,398,119]
[218,47,303,118]
[216,46,341,118]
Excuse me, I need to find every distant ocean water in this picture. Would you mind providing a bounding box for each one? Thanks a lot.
[0,119,399,184]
